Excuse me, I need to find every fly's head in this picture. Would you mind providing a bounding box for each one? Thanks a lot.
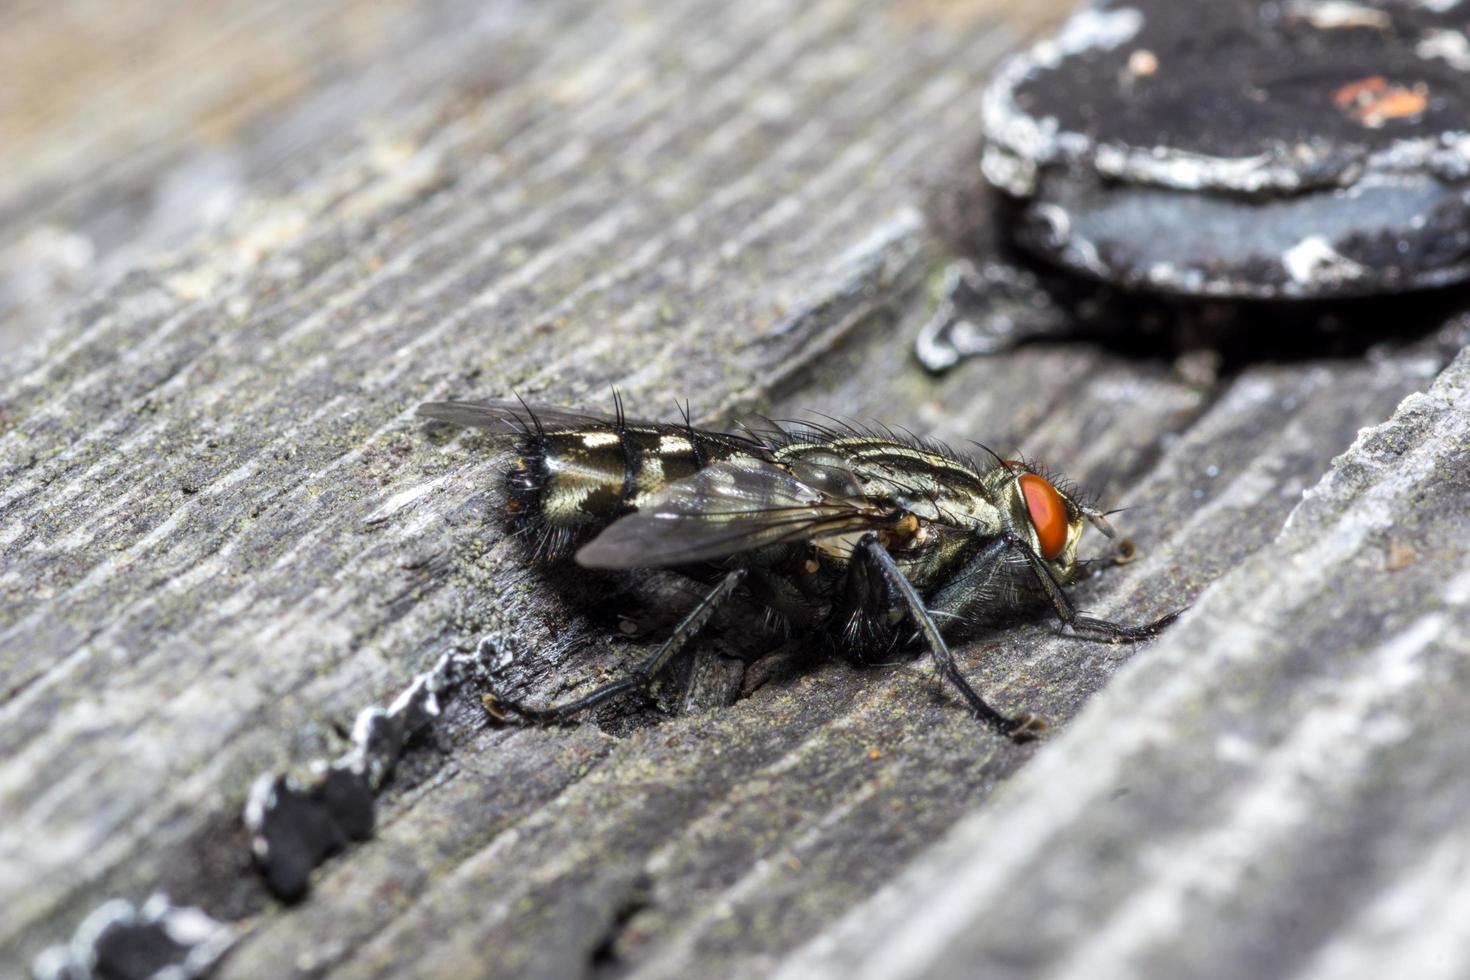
[983,461,1112,582]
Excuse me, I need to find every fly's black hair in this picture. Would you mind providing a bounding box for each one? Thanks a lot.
[771,412,1004,477]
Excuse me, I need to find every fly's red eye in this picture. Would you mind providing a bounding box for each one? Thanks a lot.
[1018,473,1067,560]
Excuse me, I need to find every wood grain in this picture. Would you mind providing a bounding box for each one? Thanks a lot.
[3,1,1467,977]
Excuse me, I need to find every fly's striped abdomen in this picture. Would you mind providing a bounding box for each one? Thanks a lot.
[509,421,759,558]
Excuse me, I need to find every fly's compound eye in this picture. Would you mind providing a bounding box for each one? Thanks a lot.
[1018,473,1067,560]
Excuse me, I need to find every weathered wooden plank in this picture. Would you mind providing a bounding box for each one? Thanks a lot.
[780,349,1470,979]
[2,0,1057,973]
[4,0,1469,978]
[0,0,571,354]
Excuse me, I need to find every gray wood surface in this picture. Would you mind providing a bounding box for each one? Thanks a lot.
[782,347,1470,980]
[3,1,1467,978]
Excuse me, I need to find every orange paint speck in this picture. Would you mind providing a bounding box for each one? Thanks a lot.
[1332,76,1428,128]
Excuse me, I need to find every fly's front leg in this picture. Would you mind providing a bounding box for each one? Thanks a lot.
[486,568,748,725]
[855,535,1045,742]
[1011,536,1180,642]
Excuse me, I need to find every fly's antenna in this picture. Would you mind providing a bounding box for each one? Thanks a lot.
[1081,504,1118,539]
[1080,503,1132,538]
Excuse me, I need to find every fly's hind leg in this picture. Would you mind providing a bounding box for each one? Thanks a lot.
[485,569,748,725]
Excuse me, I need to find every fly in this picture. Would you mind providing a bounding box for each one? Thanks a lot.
[418,395,1178,740]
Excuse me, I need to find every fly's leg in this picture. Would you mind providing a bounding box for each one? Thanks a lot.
[856,535,1046,742]
[1011,536,1181,641]
[486,569,748,725]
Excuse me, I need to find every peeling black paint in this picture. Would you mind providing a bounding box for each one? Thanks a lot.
[244,766,375,900]
[32,896,233,980]
[243,637,512,899]
[919,0,1470,370]
[994,0,1470,295]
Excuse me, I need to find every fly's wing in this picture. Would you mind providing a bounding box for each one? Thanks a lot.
[576,457,889,568]
[416,399,618,436]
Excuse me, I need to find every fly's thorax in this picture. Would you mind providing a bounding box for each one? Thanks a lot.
[768,437,1009,592]
[776,438,1003,535]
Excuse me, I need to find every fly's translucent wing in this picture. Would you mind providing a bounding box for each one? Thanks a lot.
[416,399,616,435]
[783,451,865,499]
[576,458,889,569]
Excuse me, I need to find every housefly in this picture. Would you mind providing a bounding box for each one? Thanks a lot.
[418,395,1177,740]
